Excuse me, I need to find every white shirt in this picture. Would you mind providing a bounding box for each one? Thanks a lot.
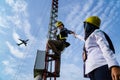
[84,29,119,74]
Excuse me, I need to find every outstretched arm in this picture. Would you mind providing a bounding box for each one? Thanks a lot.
[74,34,85,42]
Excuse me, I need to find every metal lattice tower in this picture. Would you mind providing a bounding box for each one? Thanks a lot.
[34,0,59,80]
[44,0,59,80]
[48,0,58,40]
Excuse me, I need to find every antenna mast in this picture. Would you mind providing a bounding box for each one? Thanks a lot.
[34,0,59,80]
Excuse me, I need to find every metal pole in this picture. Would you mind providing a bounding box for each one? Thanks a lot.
[34,74,42,80]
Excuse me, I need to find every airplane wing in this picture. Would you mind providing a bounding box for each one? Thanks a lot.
[19,39,24,42]
[17,39,29,46]
[24,43,27,46]
[26,39,29,42]
[17,43,23,46]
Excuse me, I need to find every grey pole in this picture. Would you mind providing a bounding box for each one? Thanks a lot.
[34,74,42,80]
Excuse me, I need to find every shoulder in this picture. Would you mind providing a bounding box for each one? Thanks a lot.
[93,29,105,36]
[92,29,108,42]
[94,29,103,34]
[90,29,106,40]
[61,27,67,31]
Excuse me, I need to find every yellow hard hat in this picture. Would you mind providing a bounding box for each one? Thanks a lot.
[55,21,63,27]
[84,16,101,27]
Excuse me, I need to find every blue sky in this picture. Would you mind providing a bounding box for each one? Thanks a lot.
[0,0,120,80]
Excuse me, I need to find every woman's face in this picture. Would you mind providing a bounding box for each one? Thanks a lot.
[84,22,92,33]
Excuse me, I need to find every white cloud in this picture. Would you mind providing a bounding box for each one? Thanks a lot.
[4,66,15,75]
[100,1,119,29]
[23,20,35,40]
[5,0,29,30]
[13,31,20,42]
[0,30,6,34]
[0,16,9,28]
[7,15,22,29]
[13,1,27,13]
[90,0,104,16]
[2,57,33,80]
[13,73,33,80]
[59,63,82,80]
[65,4,80,25]
[0,16,9,34]
[2,57,16,75]
[83,0,94,13]
[5,0,14,5]
[5,0,28,14]
[6,41,25,58]
[5,0,36,47]
[2,60,9,65]
[5,0,35,44]
[64,4,84,33]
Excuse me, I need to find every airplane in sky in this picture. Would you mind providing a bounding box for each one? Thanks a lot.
[17,39,29,46]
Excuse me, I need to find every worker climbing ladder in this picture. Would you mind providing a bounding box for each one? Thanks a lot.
[34,0,59,80]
